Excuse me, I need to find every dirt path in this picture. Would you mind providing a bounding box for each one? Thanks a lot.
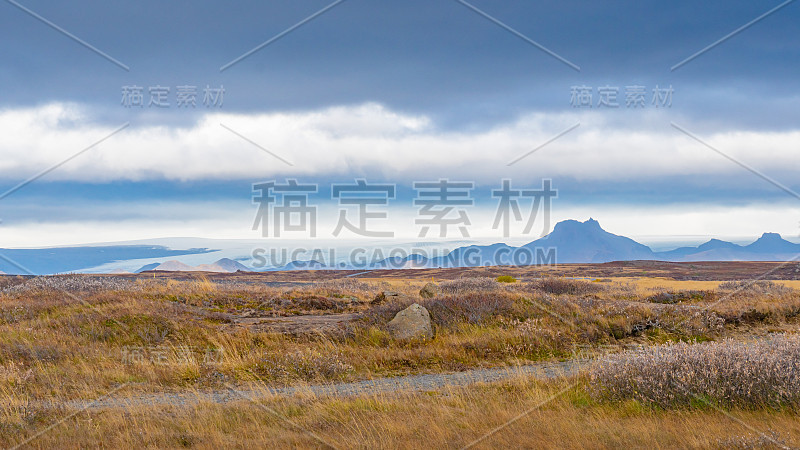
[60,359,588,411]
[48,334,785,411]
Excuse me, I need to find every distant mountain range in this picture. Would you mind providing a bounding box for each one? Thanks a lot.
[134,258,250,273]
[1,219,798,274]
[520,219,800,264]
[270,218,800,270]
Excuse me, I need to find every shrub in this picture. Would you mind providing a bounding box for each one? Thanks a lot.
[717,280,793,297]
[358,298,417,329]
[525,278,604,296]
[252,349,353,382]
[711,295,800,326]
[646,290,715,304]
[2,275,139,294]
[590,335,800,409]
[359,291,515,330]
[438,278,500,295]
[422,292,515,328]
[496,276,516,283]
[293,295,350,312]
[310,278,387,300]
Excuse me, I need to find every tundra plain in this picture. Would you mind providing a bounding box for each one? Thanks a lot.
[1,261,799,448]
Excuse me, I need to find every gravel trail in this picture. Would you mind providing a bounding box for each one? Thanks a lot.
[60,359,588,411]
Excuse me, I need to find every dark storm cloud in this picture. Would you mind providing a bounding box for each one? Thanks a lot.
[0,0,797,129]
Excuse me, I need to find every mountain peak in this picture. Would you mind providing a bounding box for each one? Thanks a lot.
[530,218,654,263]
[552,218,604,233]
[697,238,741,251]
[744,232,800,254]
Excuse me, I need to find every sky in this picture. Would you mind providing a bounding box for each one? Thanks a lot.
[1,0,799,248]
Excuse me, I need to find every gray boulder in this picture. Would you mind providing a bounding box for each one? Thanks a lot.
[387,303,433,341]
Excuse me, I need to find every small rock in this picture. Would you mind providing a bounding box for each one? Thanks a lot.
[372,291,399,305]
[419,282,439,298]
[387,303,433,341]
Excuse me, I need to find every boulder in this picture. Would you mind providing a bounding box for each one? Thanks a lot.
[419,282,439,298]
[387,303,433,341]
[372,291,399,305]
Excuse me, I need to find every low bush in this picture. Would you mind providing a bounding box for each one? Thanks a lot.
[711,295,800,325]
[423,292,515,328]
[590,335,800,409]
[2,275,139,294]
[646,290,715,304]
[438,278,500,295]
[525,278,605,296]
[251,349,354,382]
[293,295,351,312]
[717,280,793,297]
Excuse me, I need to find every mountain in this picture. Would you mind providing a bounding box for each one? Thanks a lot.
[4,220,799,275]
[439,243,518,267]
[216,258,252,272]
[196,258,251,272]
[354,219,800,268]
[699,238,742,252]
[349,219,652,268]
[134,263,161,273]
[660,238,741,259]
[152,260,197,272]
[267,219,800,270]
[745,233,800,254]
[145,258,251,273]
[522,218,655,263]
[270,260,328,271]
[655,232,800,262]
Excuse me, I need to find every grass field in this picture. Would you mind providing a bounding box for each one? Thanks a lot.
[1,266,798,448]
[6,377,800,449]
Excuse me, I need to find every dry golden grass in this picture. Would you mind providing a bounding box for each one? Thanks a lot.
[1,276,799,397]
[621,276,800,291]
[2,376,798,449]
[2,274,800,447]
[360,275,800,298]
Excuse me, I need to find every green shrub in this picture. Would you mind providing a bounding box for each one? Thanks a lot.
[496,276,516,283]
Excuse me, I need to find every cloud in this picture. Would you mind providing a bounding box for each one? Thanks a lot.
[0,102,798,186]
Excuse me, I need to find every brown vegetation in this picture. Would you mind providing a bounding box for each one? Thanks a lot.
[1,270,799,447]
[590,335,800,409]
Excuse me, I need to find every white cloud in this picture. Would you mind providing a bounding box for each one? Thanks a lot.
[0,102,798,183]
